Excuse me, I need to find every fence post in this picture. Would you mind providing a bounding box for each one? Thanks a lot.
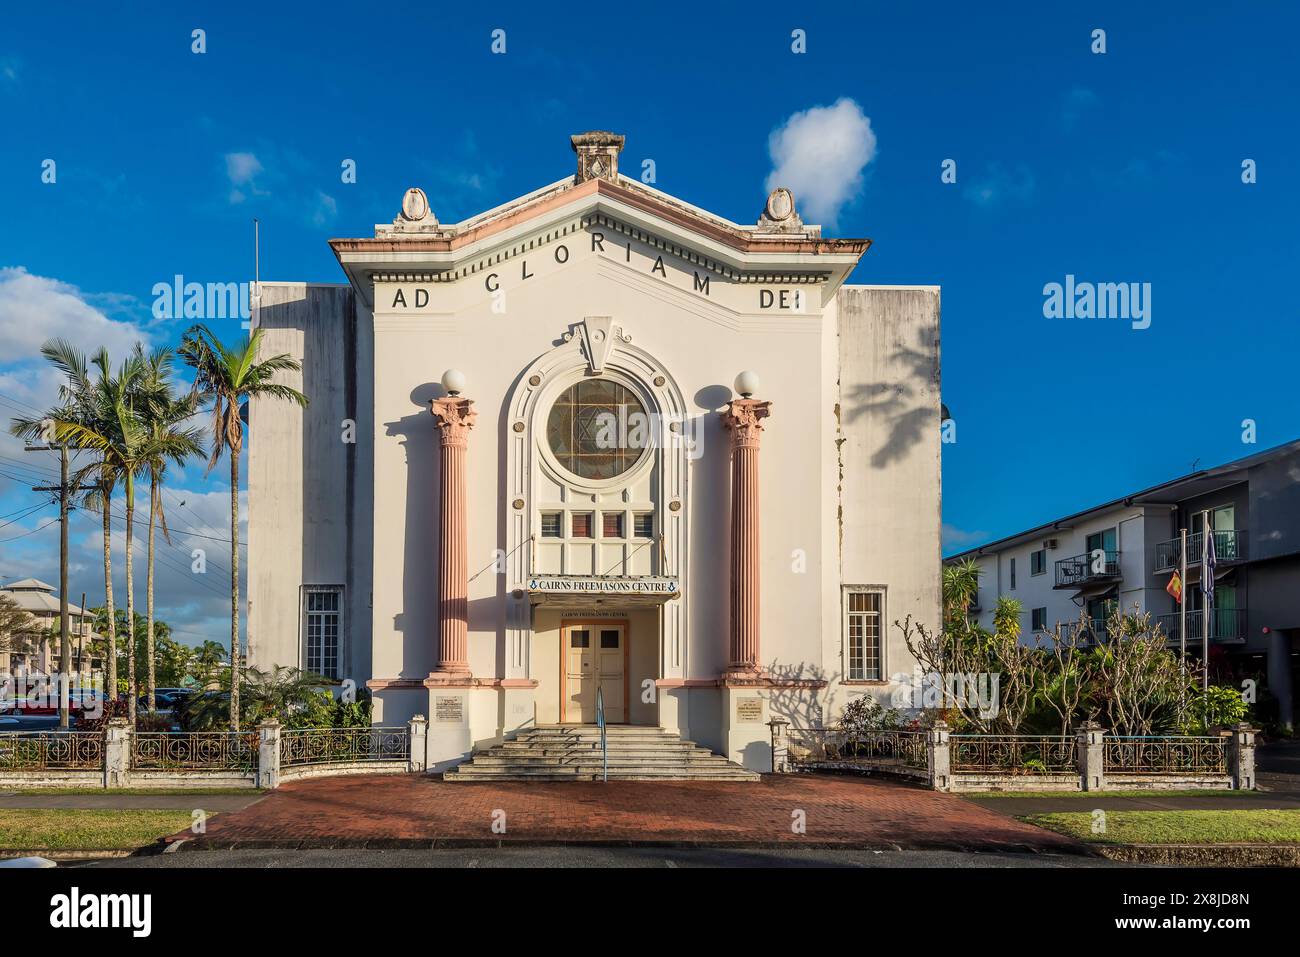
[1076,720,1106,791]
[408,714,428,773]
[766,718,789,773]
[1228,723,1256,790]
[927,720,951,791]
[257,720,281,789]
[103,717,131,788]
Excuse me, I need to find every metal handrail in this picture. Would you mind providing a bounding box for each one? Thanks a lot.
[595,686,607,783]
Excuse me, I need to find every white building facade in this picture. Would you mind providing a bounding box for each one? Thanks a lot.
[247,131,942,770]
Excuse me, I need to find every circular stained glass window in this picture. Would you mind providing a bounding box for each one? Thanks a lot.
[546,379,648,480]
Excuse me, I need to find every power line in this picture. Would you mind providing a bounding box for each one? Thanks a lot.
[0,517,59,543]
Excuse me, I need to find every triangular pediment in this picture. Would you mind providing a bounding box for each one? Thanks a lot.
[331,133,870,309]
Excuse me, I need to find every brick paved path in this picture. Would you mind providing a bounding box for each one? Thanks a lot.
[174,773,1083,852]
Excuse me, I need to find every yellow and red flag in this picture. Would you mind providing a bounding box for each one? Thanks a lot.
[1166,571,1183,604]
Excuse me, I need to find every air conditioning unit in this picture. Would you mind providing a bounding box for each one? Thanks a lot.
[1043,538,1059,550]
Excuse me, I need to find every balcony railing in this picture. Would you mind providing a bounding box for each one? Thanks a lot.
[1054,550,1120,588]
[1061,618,1110,644]
[1153,529,1247,573]
[1156,608,1247,645]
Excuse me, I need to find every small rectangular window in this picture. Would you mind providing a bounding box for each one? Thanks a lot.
[1010,557,1017,590]
[571,513,593,538]
[600,629,619,649]
[602,512,624,538]
[1032,607,1047,631]
[845,590,883,681]
[633,513,654,538]
[540,513,562,538]
[1031,549,1046,575]
[570,630,590,648]
[304,586,342,680]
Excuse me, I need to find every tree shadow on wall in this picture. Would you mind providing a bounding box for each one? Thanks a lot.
[763,660,841,729]
[840,327,939,470]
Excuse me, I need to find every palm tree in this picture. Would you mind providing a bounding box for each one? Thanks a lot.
[179,325,306,730]
[135,348,204,712]
[9,340,97,726]
[48,347,150,722]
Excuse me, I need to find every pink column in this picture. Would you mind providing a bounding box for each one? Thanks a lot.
[721,398,771,676]
[429,396,476,678]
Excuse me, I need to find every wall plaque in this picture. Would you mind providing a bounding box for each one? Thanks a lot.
[435,695,465,724]
[736,697,764,723]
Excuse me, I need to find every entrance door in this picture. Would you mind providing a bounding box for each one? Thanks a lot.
[563,622,626,723]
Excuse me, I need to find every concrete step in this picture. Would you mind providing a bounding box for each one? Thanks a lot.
[441,726,759,782]
[445,768,760,782]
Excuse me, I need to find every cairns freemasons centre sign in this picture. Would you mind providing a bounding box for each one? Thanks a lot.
[525,576,680,603]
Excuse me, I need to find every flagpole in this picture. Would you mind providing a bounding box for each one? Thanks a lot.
[1201,509,1211,694]
[1179,525,1187,716]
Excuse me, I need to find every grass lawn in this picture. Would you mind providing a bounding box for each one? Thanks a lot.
[971,789,1234,799]
[0,787,256,796]
[0,809,197,850]
[1024,809,1300,845]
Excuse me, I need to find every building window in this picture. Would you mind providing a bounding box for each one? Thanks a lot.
[540,512,562,538]
[633,513,654,539]
[1031,549,1046,575]
[571,512,593,538]
[1031,607,1047,632]
[602,512,624,538]
[303,587,342,679]
[844,589,883,681]
[1009,557,1016,590]
[545,379,648,480]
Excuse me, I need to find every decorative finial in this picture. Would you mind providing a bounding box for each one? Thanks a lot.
[571,131,625,184]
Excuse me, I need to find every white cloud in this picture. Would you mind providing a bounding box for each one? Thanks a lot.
[311,190,338,227]
[963,162,1036,208]
[943,523,989,551]
[0,267,151,364]
[224,152,266,204]
[764,97,877,228]
[1061,86,1099,131]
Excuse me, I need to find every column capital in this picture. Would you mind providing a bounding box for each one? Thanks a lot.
[430,396,477,447]
[721,398,772,449]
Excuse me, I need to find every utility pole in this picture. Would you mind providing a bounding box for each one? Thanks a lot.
[29,437,76,728]
[77,591,86,683]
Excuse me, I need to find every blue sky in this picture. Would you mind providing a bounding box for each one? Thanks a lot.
[1,2,1297,642]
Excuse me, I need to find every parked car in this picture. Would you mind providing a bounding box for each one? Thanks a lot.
[1,690,106,718]
[139,688,194,712]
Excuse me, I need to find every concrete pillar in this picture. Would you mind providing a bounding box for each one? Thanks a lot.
[429,395,476,677]
[767,717,790,773]
[1267,628,1294,732]
[1228,723,1256,790]
[103,717,131,788]
[1076,720,1106,791]
[408,714,428,773]
[256,720,281,789]
[927,720,951,791]
[721,398,771,676]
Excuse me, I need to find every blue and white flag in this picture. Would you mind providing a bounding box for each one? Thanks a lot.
[1202,515,1217,606]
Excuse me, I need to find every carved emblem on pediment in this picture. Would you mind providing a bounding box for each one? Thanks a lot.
[756,187,807,234]
[378,187,444,235]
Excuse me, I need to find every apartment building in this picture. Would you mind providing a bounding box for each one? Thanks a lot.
[946,440,1300,730]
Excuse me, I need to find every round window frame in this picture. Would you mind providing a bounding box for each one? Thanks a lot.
[536,371,657,492]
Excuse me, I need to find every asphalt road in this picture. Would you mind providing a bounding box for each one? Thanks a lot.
[70,846,1121,868]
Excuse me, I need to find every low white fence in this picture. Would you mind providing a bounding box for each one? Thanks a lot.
[771,720,1256,792]
[0,716,429,790]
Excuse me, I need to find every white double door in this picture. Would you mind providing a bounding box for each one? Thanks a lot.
[563,622,626,723]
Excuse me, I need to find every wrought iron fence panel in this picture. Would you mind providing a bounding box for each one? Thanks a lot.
[279,727,409,766]
[131,731,258,771]
[950,735,1077,774]
[1103,736,1226,774]
[0,731,103,770]
[785,728,927,770]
